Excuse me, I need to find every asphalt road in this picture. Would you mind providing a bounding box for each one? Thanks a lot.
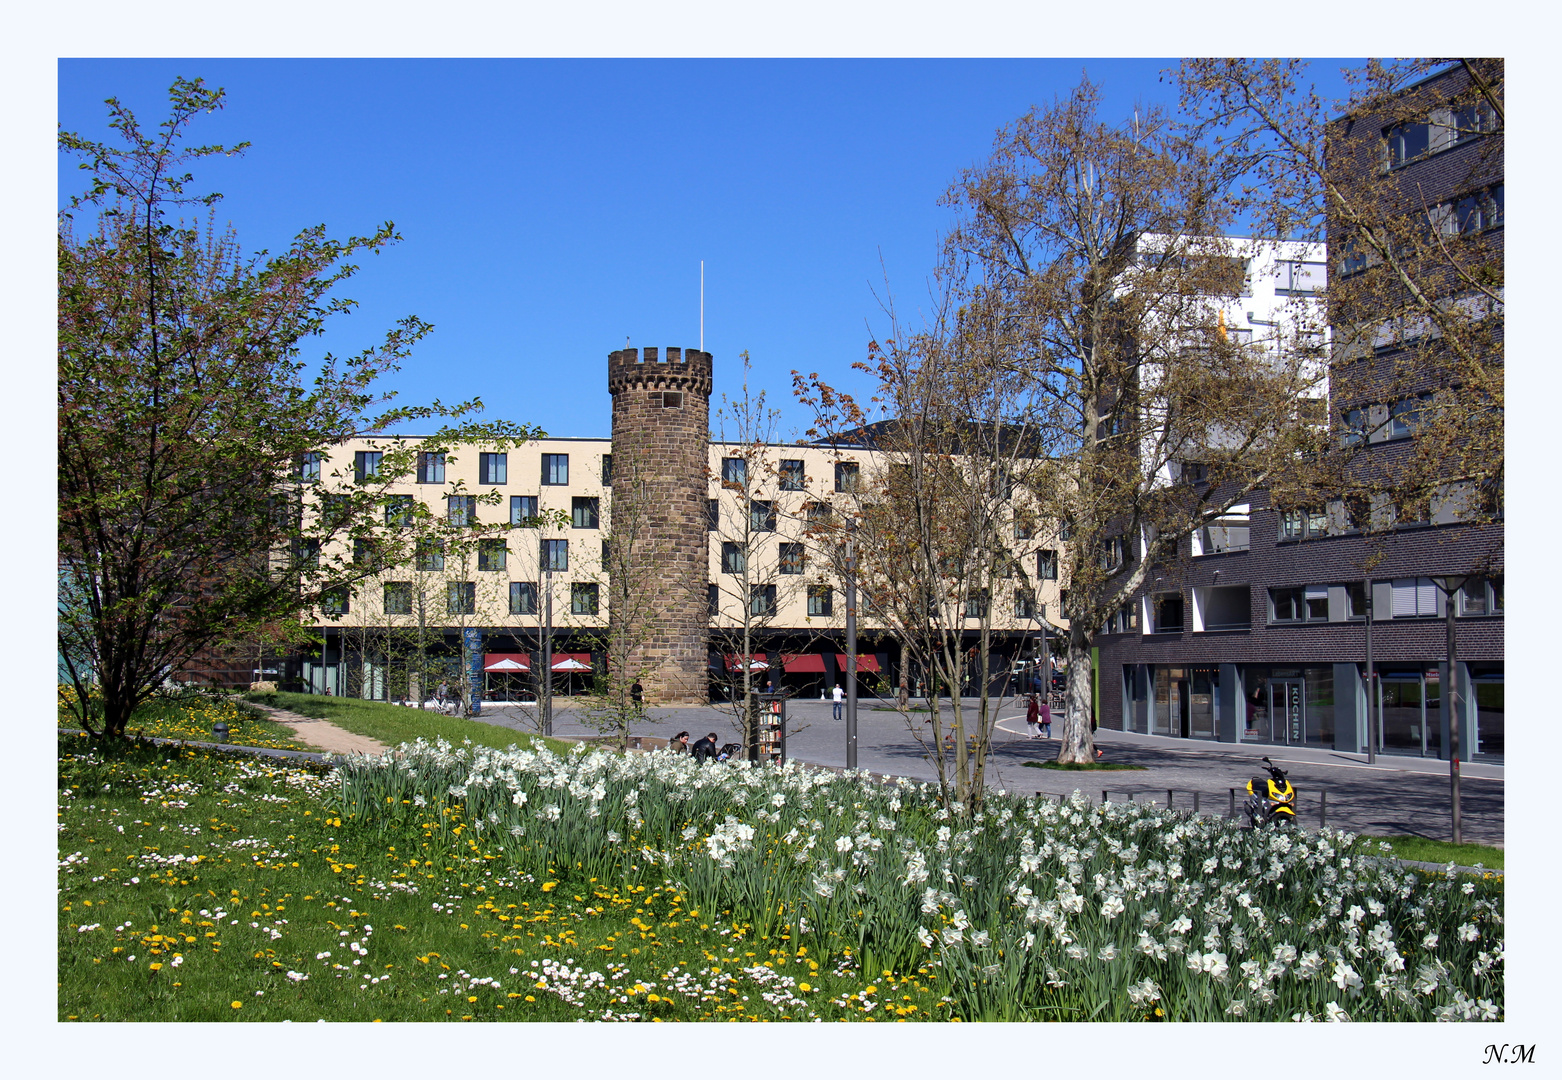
[468,694,1504,847]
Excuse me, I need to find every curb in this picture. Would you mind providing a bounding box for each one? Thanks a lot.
[58,728,340,765]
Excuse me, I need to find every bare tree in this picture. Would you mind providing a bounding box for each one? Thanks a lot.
[577,431,676,749]
[913,77,1326,765]
[1176,59,1503,541]
[709,353,813,757]
[795,266,1053,809]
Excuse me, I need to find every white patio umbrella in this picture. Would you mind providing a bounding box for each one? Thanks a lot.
[483,657,530,672]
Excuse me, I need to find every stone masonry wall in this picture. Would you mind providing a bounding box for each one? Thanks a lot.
[607,346,714,704]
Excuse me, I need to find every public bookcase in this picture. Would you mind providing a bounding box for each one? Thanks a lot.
[750,692,788,763]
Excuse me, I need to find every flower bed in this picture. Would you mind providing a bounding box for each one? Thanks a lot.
[334,738,1505,1022]
[56,734,945,1021]
[58,733,1503,1022]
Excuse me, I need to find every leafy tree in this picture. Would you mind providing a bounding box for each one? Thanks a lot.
[57,77,540,739]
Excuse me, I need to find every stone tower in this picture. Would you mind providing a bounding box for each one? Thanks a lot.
[607,346,714,705]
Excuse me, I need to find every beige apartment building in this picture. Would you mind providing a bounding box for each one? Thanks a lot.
[294,345,1064,705]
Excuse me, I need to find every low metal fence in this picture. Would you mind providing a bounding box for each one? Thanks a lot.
[1082,787,1331,828]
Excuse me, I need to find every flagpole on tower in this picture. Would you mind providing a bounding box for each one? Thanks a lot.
[700,260,705,352]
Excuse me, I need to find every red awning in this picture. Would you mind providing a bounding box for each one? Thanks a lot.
[551,653,594,672]
[835,653,881,673]
[723,653,770,672]
[782,653,827,673]
[483,653,531,672]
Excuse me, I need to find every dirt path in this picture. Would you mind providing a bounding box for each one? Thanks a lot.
[248,702,388,757]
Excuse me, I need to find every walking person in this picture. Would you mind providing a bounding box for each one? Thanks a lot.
[1026,694,1041,739]
[1039,694,1052,739]
[832,683,844,721]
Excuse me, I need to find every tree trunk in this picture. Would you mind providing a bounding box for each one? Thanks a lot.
[1055,626,1096,764]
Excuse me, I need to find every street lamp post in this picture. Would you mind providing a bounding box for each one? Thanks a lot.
[1363,576,1375,765]
[1431,574,1472,846]
[844,535,858,771]
[542,562,554,737]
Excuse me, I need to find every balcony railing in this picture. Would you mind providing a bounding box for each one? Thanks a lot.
[1196,524,1250,555]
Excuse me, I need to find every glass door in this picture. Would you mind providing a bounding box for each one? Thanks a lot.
[1269,679,1304,745]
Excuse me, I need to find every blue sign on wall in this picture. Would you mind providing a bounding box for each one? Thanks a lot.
[463,627,483,716]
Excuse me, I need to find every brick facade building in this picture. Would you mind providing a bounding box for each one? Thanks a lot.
[1095,62,1504,761]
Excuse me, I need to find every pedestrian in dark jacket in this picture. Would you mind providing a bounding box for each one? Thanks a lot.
[1025,695,1041,738]
[1038,697,1052,738]
[690,733,720,763]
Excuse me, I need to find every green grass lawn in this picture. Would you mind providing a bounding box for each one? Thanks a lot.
[243,692,576,756]
[59,694,317,753]
[56,734,948,1022]
[1356,834,1505,872]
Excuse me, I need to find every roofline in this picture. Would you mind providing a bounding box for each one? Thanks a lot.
[333,434,868,450]
[1327,60,1468,125]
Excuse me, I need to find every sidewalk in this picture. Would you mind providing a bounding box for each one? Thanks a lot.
[244,701,388,756]
[472,695,1503,846]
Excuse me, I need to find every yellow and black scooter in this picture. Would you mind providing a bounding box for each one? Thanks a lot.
[1244,756,1297,828]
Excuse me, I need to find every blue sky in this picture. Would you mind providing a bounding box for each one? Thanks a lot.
[58,58,1355,441]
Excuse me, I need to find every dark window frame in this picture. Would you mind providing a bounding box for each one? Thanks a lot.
[509,581,538,616]
[415,537,445,572]
[749,583,777,617]
[477,538,508,572]
[749,500,777,533]
[385,495,414,528]
[779,542,804,575]
[542,538,569,572]
[383,581,412,616]
[721,541,746,575]
[478,452,508,485]
[541,454,569,486]
[446,581,476,616]
[721,457,747,488]
[416,451,446,484]
[571,496,601,530]
[571,582,600,617]
[353,450,382,484]
[1015,588,1036,620]
[964,589,989,620]
[447,495,478,527]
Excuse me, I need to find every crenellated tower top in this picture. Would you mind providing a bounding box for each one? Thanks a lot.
[606,346,714,398]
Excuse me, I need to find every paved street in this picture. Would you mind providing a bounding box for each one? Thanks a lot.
[466,694,1504,847]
